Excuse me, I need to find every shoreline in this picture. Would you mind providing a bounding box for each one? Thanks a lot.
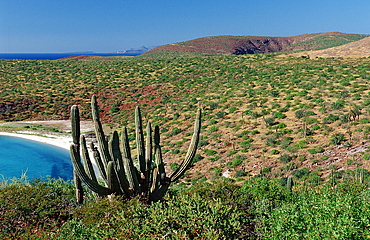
[0,131,72,151]
[0,120,95,151]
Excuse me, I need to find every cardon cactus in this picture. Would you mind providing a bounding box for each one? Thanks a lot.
[286,176,293,192]
[70,95,201,203]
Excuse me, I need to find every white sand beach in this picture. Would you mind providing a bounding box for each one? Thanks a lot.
[0,120,95,151]
[0,131,72,151]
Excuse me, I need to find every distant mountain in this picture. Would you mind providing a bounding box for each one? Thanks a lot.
[143,32,369,57]
[117,46,157,55]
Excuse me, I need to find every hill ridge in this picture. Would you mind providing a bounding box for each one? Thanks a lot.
[144,32,368,57]
[292,36,370,58]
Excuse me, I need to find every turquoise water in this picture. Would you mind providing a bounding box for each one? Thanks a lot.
[0,135,73,180]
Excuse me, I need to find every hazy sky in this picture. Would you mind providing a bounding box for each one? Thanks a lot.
[1,0,369,53]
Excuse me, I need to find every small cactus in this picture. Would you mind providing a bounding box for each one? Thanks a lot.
[70,96,201,203]
[286,176,293,192]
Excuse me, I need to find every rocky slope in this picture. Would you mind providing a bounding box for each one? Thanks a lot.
[143,32,368,56]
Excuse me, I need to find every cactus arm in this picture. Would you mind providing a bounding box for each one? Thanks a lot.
[80,135,100,198]
[121,127,133,160]
[121,127,141,193]
[91,95,112,165]
[70,145,113,195]
[71,105,83,203]
[153,126,166,184]
[106,161,123,195]
[135,106,146,174]
[91,142,107,182]
[109,131,131,196]
[141,122,153,197]
[170,108,201,182]
[71,105,80,145]
[73,169,84,204]
[145,122,153,172]
[150,165,159,193]
[80,135,98,182]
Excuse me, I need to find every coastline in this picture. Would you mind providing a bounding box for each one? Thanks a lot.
[0,131,72,151]
[0,120,95,151]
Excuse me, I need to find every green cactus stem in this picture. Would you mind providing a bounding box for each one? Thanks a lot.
[69,95,201,203]
[286,176,293,193]
[70,105,83,204]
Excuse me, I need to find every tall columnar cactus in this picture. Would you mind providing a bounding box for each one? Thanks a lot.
[286,176,293,193]
[70,95,201,203]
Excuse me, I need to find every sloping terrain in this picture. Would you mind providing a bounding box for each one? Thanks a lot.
[1,54,370,182]
[143,32,368,57]
[291,36,370,58]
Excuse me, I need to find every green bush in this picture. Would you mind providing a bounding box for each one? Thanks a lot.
[226,158,244,168]
[256,183,370,239]
[228,106,238,113]
[279,154,293,163]
[292,167,310,179]
[203,149,217,156]
[271,149,280,155]
[0,178,76,237]
[330,133,345,145]
[363,153,370,160]
[273,111,286,119]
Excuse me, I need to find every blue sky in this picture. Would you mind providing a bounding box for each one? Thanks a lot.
[1,0,369,53]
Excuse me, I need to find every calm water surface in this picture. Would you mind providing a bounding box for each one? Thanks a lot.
[0,135,72,180]
[0,53,138,60]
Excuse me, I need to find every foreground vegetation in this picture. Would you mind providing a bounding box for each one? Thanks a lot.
[0,175,369,239]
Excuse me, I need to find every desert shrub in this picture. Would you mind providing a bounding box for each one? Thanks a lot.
[274,122,287,129]
[208,125,218,133]
[0,178,76,237]
[192,154,204,164]
[279,154,293,163]
[203,149,217,156]
[171,149,180,154]
[138,194,248,239]
[331,100,345,110]
[215,111,227,118]
[226,157,244,168]
[271,149,279,155]
[292,167,310,179]
[323,114,340,124]
[228,106,238,113]
[209,102,218,110]
[263,117,276,126]
[308,148,318,154]
[256,183,370,239]
[363,153,370,160]
[170,163,180,171]
[273,111,286,119]
[234,170,248,177]
[330,133,345,145]
[311,124,320,130]
[270,90,280,97]
[260,167,272,175]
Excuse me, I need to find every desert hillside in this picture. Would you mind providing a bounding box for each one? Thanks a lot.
[143,32,368,57]
[292,36,370,58]
[1,53,370,180]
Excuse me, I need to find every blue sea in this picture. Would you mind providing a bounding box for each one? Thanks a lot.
[0,52,139,60]
[0,135,73,180]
